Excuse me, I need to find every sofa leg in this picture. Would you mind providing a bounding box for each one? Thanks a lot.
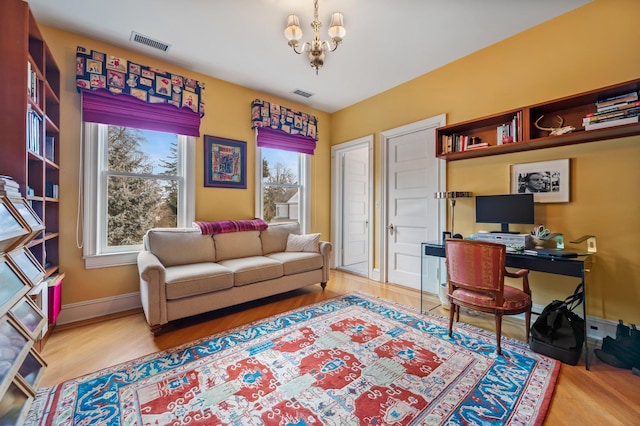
[321,282,327,290]
[150,324,162,336]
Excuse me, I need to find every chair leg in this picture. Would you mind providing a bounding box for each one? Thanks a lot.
[455,304,460,322]
[448,303,456,338]
[525,308,531,344]
[495,314,503,356]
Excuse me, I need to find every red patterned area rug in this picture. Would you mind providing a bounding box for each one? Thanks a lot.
[27,293,559,425]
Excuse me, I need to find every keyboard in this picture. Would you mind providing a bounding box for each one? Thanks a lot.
[524,249,578,258]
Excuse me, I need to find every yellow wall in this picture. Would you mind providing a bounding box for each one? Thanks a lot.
[40,28,332,305]
[39,0,639,324]
[331,0,640,323]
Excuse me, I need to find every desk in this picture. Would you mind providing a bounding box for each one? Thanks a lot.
[421,241,593,369]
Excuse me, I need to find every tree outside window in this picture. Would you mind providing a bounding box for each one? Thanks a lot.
[105,126,179,247]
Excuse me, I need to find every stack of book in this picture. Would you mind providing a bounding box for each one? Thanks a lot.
[439,135,488,153]
[27,61,39,104]
[0,175,22,198]
[583,91,640,131]
[497,111,522,145]
[27,104,43,154]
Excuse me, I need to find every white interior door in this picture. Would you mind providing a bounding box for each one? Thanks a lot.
[331,136,374,278]
[382,116,445,291]
[342,147,369,270]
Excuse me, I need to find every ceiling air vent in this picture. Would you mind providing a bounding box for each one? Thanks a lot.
[130,32,171,52]
[292,89,314,98]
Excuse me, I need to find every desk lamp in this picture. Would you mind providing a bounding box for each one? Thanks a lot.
[570,235,597,254]
[434,191,473,238]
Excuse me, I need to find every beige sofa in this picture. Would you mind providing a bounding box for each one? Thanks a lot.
[137,222,331,334]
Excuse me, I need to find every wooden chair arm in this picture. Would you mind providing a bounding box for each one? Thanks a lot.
[505,268,531,295]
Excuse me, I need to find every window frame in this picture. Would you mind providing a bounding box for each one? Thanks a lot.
[82,122,195,268]
[255,146,310,233]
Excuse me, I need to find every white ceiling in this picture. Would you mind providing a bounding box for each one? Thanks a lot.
[26,0,590,113]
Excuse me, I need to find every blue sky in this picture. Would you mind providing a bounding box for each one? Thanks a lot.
[138,129,177,174]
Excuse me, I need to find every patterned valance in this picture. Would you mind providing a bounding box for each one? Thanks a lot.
[251,99,318,140]
[75,46,205,116]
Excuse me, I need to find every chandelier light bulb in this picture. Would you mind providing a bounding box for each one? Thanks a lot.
[284,14,303,42]
[328,12,345,41]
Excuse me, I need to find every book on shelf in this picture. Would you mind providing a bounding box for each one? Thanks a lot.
[583,107,640,124]
[45,182,59,198]
[0,176,21,198]
[496,112,522,145]
[0,189,22,198]
[595,91,639,110]
[27,105,43,155]
[465,142,489,150]
[0,176,20,189]
[584,115,639,131]
[594,100,640,114]
[45,136,55,162]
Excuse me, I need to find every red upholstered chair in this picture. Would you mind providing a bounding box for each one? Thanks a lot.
[445,239,531,355]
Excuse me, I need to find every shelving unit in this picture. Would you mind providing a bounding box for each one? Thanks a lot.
[0,196,48,425]
[437,78,640,161]
[0,0,62,345]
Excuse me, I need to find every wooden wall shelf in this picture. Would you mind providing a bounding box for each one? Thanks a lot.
[437,79,640,161]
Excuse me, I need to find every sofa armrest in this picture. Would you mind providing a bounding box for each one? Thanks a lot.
[319,241,333,284]
[137,250,168,329]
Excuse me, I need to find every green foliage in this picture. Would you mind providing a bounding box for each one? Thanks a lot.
[106,127,177,246]
[158,141,179,227]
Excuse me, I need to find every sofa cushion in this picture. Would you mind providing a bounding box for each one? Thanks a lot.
[146,228,215,267]
[217,256,283,286]
[260,222,301,254]
[285,233,320,253]
[165,263,233,300]
[214,231,262,261]
[266,252,323,276]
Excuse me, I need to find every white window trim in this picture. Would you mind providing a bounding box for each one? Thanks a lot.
[255,145,310,234]
[82,122,195,268]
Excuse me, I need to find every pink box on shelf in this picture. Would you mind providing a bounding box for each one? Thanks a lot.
[47,273,64,324]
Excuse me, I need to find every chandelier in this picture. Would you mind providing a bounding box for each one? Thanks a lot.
[283,0,346,74]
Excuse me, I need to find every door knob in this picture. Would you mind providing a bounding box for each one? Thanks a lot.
[387,223,394,235]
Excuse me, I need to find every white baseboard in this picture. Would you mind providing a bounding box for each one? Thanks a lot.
[53,291,618,347]
[55,292,142,326]
[371,268,380,282]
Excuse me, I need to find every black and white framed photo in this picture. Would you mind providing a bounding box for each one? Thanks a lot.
[510,159,570,203]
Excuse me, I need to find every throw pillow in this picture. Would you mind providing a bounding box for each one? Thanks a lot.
[285,233,320,253]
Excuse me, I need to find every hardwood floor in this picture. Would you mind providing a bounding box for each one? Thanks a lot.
[40,270,639,425]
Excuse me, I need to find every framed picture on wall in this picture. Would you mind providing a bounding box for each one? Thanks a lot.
[510,159,570,203]
[204,135,247,189]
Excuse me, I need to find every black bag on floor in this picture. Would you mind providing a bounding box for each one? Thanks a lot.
[594,320,640,369]
[530,284,585,365]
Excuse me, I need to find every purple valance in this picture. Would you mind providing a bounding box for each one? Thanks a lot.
[256,127,316,155]
[251,99,318,140]
[75,46,205,116]
[81,90,202,137]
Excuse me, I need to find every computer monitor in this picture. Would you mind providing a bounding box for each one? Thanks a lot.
[475,193,534,233]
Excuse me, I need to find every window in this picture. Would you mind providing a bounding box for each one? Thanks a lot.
[256,147,310,232]
[83,123,194,268]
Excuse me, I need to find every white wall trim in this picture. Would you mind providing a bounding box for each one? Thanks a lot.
[55,292,142,325]
[54,291,614,347]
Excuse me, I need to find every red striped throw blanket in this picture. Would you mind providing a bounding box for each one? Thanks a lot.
[194,218,268,235]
